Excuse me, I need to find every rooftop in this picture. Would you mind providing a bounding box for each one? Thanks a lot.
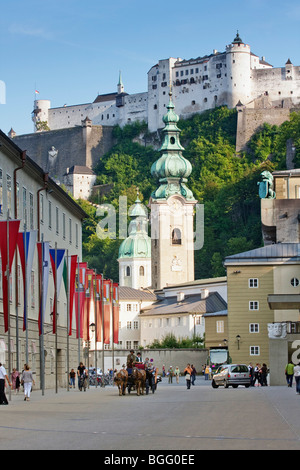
[140,291,227,316]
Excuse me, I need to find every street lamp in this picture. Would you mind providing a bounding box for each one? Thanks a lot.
[236,334,241,350]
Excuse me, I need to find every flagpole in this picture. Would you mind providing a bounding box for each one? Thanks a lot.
[66,250,70,392]
[7,212,11,402]
[55,242,58,394]
[24,215,28,365]
[101,274,104,375]
[77,256,80,366]
[94,271,98,387]
[111,279,114,373]
[40,235,45,396]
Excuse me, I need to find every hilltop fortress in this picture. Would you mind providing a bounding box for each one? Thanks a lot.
[12,33,300,198]
[32,33,300,137]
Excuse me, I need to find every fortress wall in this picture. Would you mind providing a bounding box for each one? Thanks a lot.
[236,107,291,153]
[13,125,114,186]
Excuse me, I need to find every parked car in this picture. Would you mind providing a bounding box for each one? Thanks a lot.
[212,364,251,388]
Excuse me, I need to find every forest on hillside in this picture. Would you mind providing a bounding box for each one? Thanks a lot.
[77,107,300,282]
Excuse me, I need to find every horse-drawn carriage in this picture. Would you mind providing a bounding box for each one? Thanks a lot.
[114,362,158,396]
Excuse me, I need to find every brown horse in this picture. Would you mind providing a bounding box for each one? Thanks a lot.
[114,369,128,396]
[131,368,146,396]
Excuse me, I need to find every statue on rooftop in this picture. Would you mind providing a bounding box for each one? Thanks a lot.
[258,171,276,199]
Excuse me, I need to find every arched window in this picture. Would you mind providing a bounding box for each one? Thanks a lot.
[172,228,181,245]
[139,266,145,276]
[126,266,131,277]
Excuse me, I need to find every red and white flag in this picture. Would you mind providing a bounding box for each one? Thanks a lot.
[0,220,20,332]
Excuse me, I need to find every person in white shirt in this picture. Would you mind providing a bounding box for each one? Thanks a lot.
[0,362,12,405]
[294,363,300,395]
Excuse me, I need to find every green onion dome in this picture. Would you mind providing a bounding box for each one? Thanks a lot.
[118,197,151,259]
[151,93,194,201]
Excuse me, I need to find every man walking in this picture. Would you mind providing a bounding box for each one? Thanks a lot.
[285,361,295,388]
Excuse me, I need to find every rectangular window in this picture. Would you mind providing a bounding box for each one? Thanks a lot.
[56,207,59,235]
[127,304,131,312]
[249,278,259,288]
[133,341,139,349]
[127,321,132,330]
[40,193,44,225]
[29,193,34,229]
[134,321,139,330]
[75,223,78,248]
[216,321,224,333]
[126,341,131,350]
[250,346,260,356]
[23,187,27,228]
[16,182,20,218]
[48,201,52,229]
[63,213,66,240]
[249,323,259,333]
[6,174,12,215]
[69,218,72,244]
[249,301,259,311]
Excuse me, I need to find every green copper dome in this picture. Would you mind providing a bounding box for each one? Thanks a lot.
[118,197,151,259]
[151,93,194,201]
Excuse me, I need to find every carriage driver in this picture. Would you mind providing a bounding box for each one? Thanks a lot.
[127,349,136,369]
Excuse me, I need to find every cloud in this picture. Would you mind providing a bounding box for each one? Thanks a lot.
[9,23,54,40]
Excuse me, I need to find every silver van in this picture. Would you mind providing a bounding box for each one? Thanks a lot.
[212,364,251,388]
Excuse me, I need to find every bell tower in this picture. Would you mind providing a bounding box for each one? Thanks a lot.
[150,93,197,289]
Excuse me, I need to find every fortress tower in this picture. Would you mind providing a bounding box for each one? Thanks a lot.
[226,31,252,108]
[32,99,51,132]
[150,93,197,289]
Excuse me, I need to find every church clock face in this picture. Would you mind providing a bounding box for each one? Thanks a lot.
[168,198,182,213]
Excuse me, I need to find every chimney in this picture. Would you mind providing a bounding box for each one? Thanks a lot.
[201,288,209,299]
[177,292,185,302]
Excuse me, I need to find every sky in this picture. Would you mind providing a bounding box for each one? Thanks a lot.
[1,0,300,135]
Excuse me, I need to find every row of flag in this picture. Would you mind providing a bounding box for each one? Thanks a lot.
[0,220,119,344]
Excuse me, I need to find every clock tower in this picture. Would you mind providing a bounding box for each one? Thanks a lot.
[150,93,197,289]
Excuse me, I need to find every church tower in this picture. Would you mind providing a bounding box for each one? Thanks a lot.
[118,195,151,289]
[150,93,197,289]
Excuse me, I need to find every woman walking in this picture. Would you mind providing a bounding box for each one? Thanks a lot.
[184,364,193,390]
[22,365,35,401]
[11,368,21,395]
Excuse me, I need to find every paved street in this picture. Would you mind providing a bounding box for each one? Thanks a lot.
[1,376,300,451]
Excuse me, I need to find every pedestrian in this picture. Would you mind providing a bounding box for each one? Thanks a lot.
[0,362,11,405]
[248,363,254,386]
[285,361,295,388]
[22,364,35,401]
[204,364,210,381]
[69,369,76,388]
[11,368,21,395]
[260,363,268,386]
[294,363,300,395]
[191,364,197,385]
[254,364,261,386]
[162,365,166,377]
[168,366,173,383]
[184,364,193,389]
[174,366,180,383]
[77,362,86,390]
